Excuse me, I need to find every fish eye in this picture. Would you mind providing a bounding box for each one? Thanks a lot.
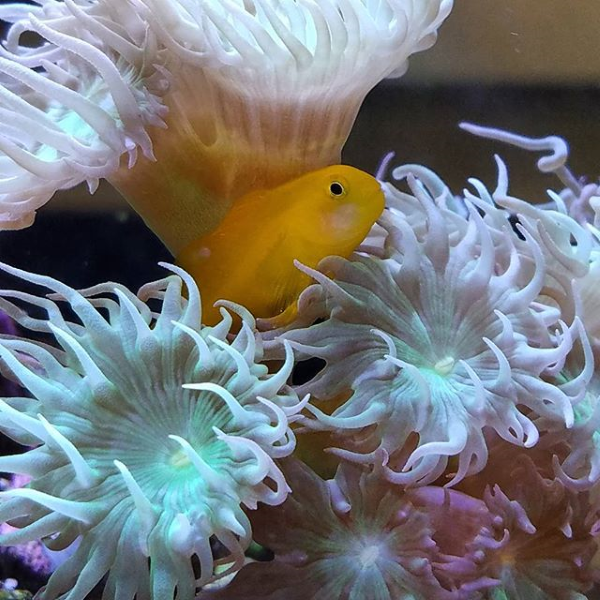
[329,181,345,197]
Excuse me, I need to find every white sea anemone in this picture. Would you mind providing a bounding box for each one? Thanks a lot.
[459,123,596,325]
[408,129,594,327]
[0,0,168,230]
[0,262,304,600]
[274,173,583,487]
[1,1,454,252]
[116,0,453,251]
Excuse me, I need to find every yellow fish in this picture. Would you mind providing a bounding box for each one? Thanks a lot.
[176,165,385,326]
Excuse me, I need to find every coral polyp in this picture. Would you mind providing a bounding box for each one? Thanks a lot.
[275,174,584,486]
[0,263,303,600]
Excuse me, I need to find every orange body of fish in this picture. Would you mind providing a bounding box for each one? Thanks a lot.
[177,165,385,325]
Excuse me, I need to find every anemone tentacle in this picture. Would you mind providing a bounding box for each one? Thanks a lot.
[272,173,584,486]
[0,0,168,229]
[0,263,302,600]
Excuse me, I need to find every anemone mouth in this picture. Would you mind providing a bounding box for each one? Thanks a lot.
[82,384,235,496]
[0,262,303,599]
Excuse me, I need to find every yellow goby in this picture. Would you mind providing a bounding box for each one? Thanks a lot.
[176,165,385,325]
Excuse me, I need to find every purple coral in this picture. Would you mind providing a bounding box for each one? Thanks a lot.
[456,440,600,599]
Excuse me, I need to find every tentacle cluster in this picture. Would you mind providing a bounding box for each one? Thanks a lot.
[0,0,168,229]
[456,443,600,599]
[467,158,593,324]
[273,173,586,486]
[198,459,462,600]
[381,142,595,324]
[0,262,303,600]
[137,0,453,86]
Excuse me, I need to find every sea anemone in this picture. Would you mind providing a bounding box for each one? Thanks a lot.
[456,441,600,600]
[0,0,168,231]
[199,458,460,600]
[272,172,583,486]
[119,0,454,244]
[0,262,304,600]
[0,0,453,253]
